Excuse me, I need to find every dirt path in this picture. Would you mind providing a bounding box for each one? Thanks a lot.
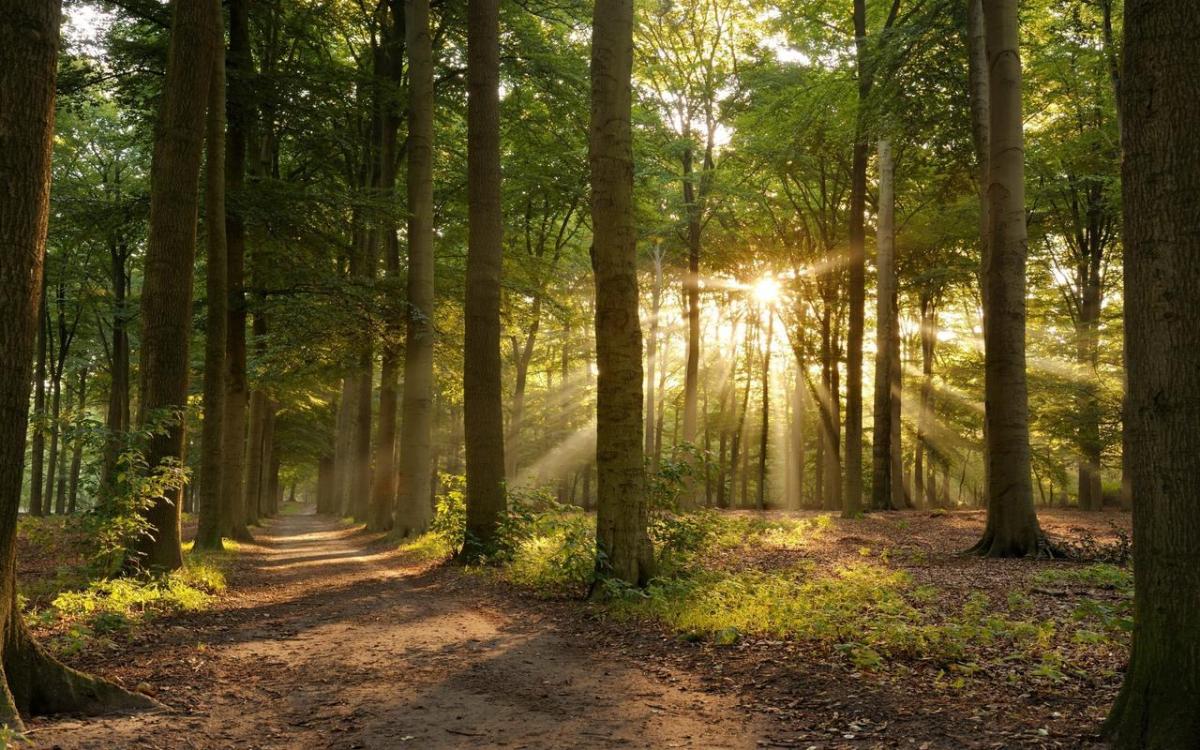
[32,510,765,749]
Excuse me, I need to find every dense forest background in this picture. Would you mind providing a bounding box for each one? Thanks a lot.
[33,0,1122,524]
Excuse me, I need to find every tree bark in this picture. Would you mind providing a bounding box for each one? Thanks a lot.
[871,139,897,510]
[644,244,663,461]
[221,0,252,542]
[369,0,406,533]
[0,0,157,726]
[66,368,87,513]
[30,293,47,517]
[130,0,220,571]
[968,0,1046,557]
[757,311,774,511]
[460,0,508,561]
[195,21,228,550]
[1103,2,1200,746]
[588,0,655,587]
[395,0,437,537]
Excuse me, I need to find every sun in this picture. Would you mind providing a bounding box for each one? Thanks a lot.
[751,275,781,305]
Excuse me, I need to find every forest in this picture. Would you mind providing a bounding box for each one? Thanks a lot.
[0,0,1196,747]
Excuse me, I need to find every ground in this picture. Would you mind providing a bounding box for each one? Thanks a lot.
[26,507,1128,749]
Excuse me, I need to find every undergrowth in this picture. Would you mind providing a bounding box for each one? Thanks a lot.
[409,471,1131,687]
[27,546,232,656]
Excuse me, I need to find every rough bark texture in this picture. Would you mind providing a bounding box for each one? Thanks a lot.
[130,0,220,571]
[1103,2,1200,746]
[67,368,87,513]
[459,0,508,561]
[870,139,897,511]
[30,296,48,517]
[395,0,437,537]
[368,2,405,534]
[221,0,253,542]
[968,0,1046,557]
[195,26,228,551]
[0,0,156,727]
[588,0,655,587]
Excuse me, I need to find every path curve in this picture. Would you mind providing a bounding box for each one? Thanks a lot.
[32,510,764,749]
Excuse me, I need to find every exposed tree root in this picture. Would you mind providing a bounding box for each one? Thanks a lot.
[0,615,159,732]
[963,528,1064,559]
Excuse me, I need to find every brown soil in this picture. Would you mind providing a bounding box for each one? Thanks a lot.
[29,509,764,749]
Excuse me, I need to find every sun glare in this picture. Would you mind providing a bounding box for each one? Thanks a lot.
[752,276,781,305]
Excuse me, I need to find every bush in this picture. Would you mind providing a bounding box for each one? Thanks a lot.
[31,552,228,655]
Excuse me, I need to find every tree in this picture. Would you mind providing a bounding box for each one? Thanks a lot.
[870,138,899,510]
[1103,2,1200,746]
[460,0,508,561]
[367,0,405,533]
[195,13,228,551]
[395,0,436,537]
[0,0,153,726]
[129,0,220,570]
[967,0,1047,557]
[589,0,655,587]
[221,0,253,542]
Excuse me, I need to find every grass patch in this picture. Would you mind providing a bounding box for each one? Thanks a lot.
[27,548,232,656]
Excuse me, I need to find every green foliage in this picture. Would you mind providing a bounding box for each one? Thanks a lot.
[79,413,190,574]
[30,551,229,656]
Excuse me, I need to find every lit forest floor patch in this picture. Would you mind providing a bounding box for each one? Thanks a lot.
[27,509,763,749]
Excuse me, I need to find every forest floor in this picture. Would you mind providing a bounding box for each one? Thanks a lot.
[25,506,1128,750]
[27,508,762,749]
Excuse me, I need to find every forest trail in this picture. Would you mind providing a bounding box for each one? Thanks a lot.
[32,510,765,749]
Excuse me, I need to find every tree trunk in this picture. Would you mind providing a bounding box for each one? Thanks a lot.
[968,0,1047,558]
[460,0,508,561]
[757,311,774,511]
[644,244,663,461]
[1076,266,1103,510]
[221,0,252,542]
[369,0,406,534]
[244,388,267,527]
[871,139,897,510]
[588,0,654,587]
[317,456,335,514]
[681,149,701,447]
[195,23,228,551]
[99,239,131,505]
[30,294,47,517]
[0,0,156,726]
[67,368,87,513]
[130,0,220,572]
[44,351,61,515]
[1103,3,1200,746]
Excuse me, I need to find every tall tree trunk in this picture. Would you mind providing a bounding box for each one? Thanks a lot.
[243,319,268,527]
[99,240,131,505]
[460,0,507,561]
[369,0,406,533]
[0,0,155,725]
[681,149,701,447]
[195,23,228,550]
[1076,266,1103,510]
[871,139,897,510]
[842,0,873,519]
[317,455,335,514]
[915,294,936,509]
[588,0,654,587]
[889,288,904,508]
[644,244,663,461]
[130,0,220,572]
[969,0,1046,558]
[221,0,252,542]
[757,311,774,511]
[67,367,87,513]
[30,294,47,517]
[1104,3,1200,746]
